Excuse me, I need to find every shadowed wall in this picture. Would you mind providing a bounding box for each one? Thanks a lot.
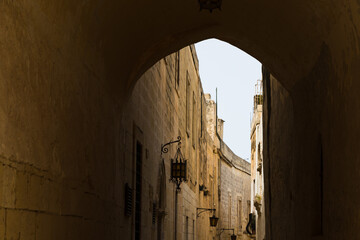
[0,0,360,239]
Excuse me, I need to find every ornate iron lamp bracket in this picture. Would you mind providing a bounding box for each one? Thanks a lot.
[218,228,237,239]
[196,208,216,218]
[161,136,187,191]
[161,136,181,155]
[219,228,235,235]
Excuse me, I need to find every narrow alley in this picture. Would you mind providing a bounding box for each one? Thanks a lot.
[0,0,359,239]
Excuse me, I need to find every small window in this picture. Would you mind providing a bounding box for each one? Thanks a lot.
[135,141,143,240]
[238,200,242,234]
[186,216,189,240]
[192,92,196,148]
[229,194,232,228]
[175,51,180,91]
[186,73,191,136]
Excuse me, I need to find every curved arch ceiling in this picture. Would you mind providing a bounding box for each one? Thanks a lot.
[95,0,351,99]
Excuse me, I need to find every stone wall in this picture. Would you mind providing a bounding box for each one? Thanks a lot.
[3,1,358,238]
[218,140,251,240]
[0,2,121,239]
[120,45,223,240]
[263,67,329,239]
[204,90,251,240]
[205,94,217,141]
[119,43,253,240]
[213,111,251,240]
[250,79,265,240]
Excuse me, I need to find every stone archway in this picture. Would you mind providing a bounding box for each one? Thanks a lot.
[0,0,359,239]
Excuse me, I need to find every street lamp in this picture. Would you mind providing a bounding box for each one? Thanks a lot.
[219,229,237,240]
[209,214,219,227]
[161,136,187,240]
[170,148,187,190]
[198,0,222,12]
[161,136,187,191]
[196,208,219,227]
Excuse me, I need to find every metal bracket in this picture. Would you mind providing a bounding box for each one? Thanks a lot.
[218,228,235,236]
[161,136,181,155]
[196,208,216,218]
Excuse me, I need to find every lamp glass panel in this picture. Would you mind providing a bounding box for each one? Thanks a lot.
[209,216,219,227]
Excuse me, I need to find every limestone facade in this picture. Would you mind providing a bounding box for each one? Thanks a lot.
[250,79,265,240]
[121,45,206,240]
[1,1,360,239]
[205,95,252,240]
[120,45,251,240]
[218,141,251,240]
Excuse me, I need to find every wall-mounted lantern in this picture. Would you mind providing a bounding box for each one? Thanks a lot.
[209,214,219,227]
[198,0,222,12]
[196,208,219,227]
[170,149,187,189]
[161,136,187,191]
[219,228,236,240]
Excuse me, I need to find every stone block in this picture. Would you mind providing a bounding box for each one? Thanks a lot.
[60,186,83,217]
[15,171,29,209]
[46,180,61,214]
[0,208,5,239]
[35,214,60,240]
[0,165,16,208]
[6,209,36,240]
[27,174,45,211]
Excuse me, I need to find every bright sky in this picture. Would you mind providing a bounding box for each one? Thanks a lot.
[195,39,262,161]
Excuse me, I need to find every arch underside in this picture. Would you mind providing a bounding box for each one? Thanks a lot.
[0,0,359,239]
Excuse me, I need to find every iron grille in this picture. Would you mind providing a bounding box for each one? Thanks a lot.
[124,183,133,217]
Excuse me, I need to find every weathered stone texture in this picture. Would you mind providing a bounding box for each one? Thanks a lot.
[6,209,36,240]
[218,141,251,240]
[203,88,252,240]
[120,46,222,240]
[1,0,359,238]
[118,44,252,240]
[250,80,265,240]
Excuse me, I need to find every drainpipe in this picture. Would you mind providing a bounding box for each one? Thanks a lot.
[216,88,223,239]
[216,88,222,145]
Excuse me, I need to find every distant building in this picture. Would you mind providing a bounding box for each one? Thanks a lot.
[250,79,265,240]
[205,95,252,240]
[218,140,252,240]
[120,45,251,240]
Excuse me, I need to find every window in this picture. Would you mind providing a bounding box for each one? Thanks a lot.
[253,180,256,199]
[135,141,143,240]
[238,200,242,234]
[186,216,189,240]
[175,51,180,91]
[192,92,196,148]
[229,194,232,228]
[186,73,191,136]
